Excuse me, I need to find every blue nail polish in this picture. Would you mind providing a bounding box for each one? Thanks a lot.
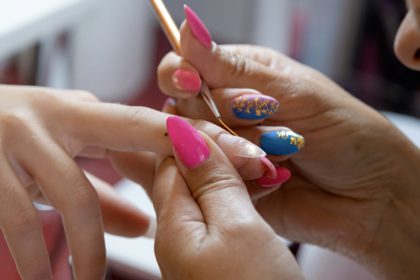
[232,94,279,120]
[260,130,305,155]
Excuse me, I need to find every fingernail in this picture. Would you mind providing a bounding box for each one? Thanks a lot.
[260,157,277,179]
[143,218,156,239]
[184,4,213,49]
[162,97,176,109]
[217,134,266,158]
[232,94,279,120]
[257,166,291,188]
[166,116,210,169]
[172,69,202,93]
[260,129,305,156]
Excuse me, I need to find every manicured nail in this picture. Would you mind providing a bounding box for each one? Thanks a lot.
[162,97,176,110]
[144,218,156,239]
[184,4,213,49]
[260,157,277,179]
[217,134,266,158]
[232,94,279,120]
[260,129,305,155]
[257,166,291,188]
[172,69,202,93]
[166,116,210,169]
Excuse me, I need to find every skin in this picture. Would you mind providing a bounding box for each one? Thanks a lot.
[151,1,420,279]
[0,85,265,279]
[153,135,303,280]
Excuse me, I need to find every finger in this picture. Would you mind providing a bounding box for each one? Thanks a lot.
[162,98,271,180]
[166,116,260,226]
[85,172,154,238]
[236,126,305,159]
[221,44,296,69]
[158,52,201,98]
[66,102,271,179]
[108,151,156,197]
[14,136,106,279]
[54,89,100,102]
[176,88,279,126]
[0,156,52,279]
[179,20,288,98]
[153,156,204,233]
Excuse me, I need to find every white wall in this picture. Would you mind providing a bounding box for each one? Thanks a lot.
[165,0,293,53]
[71,0,155,102]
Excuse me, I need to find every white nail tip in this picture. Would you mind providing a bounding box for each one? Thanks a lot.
[144,218,157,239]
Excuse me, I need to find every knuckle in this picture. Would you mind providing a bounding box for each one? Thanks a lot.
[191,167,240,199]
[124,106,145,124]
[73,90,99,102]
[228,53,249,78]
[66,182,99,210]
[30,89,62,106]
[8,207,39,232]
[216,48,252,81]
[0,111,32,133]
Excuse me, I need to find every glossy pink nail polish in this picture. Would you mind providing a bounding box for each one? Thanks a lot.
[166,116,210,169]
[257,166,291,188]
[184,4,213,49]
[172,69,202,92]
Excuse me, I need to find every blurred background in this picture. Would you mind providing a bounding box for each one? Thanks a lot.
[0,0,418,279]
[1,0,419,115]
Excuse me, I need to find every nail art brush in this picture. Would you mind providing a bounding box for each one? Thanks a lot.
[149,0,237,136]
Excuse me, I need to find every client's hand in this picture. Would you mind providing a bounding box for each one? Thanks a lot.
[156,7,420,279]
[0,85,269,280]
[152,116,303,280]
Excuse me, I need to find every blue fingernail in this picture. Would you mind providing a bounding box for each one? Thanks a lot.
[232,94,279,120]
[260,129,305,155]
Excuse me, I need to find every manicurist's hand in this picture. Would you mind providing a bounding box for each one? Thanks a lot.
[152,116,303,280]
[0,85,269,280]
[157,5,420,279]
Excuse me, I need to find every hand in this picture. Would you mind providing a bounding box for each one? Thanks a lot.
[156,11,420,279]
[0,85,269,279]
[152,116,303,280]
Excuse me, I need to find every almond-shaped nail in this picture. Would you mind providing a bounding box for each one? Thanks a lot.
[172,69,202,93]
[260,129,305,155]
[217,134,266,158]
[232,94,279,120]
[257,166,291,188]
[184,4,213,49]
[166,116,210,169]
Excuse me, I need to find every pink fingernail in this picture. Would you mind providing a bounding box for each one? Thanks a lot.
[166,116,210,169]
[257,166,291,188]
[172,69,202,92]
[184,4,213,49]
[260,157,277,179]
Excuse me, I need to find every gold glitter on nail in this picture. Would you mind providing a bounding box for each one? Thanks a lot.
[275,130,305,150]
[232,95,279,119]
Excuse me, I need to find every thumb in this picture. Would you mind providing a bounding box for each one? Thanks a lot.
[180,5,283,93]
[166,116,258,225]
